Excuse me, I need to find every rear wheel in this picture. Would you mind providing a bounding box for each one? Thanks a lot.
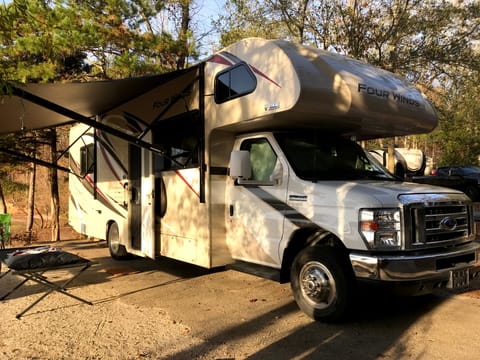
[107,222,130,260]
[290,246,354,322]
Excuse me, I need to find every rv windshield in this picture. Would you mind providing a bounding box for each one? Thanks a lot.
[275,131,395,181]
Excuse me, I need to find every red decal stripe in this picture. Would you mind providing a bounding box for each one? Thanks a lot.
[175,170,200,198]
[209,54,234,66]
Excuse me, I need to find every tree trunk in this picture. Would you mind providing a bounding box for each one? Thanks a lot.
[0,183,7,214]
[387,138,395,174]
[49,129,60,242]
[26,160,36,242]
[176,0,190,70]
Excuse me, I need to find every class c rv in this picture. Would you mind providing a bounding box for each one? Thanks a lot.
[15,38,480,322]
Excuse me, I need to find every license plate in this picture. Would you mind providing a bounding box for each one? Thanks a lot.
[447,268,470,289]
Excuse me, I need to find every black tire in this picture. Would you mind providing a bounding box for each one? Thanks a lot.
[290,246,354,322]
[107,222,130,260]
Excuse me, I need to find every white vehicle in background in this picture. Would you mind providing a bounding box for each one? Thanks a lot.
[13,38,479,322]
[368,147,430,178]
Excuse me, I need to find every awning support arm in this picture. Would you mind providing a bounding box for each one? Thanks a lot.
[56,125,92,166]
[10,86,166,155]
[0,147,71,173]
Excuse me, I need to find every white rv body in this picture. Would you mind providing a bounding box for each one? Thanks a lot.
[66,38,480,321]
[68,125,128,240]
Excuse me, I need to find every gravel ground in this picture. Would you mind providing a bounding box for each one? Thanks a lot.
[0,244,205,359]
[2,239,480,360]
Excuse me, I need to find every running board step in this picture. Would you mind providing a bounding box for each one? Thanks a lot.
[227,260,280,282]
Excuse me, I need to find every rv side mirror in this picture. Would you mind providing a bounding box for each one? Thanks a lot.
[229,150,252,179]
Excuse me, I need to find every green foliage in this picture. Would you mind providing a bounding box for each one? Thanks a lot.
[0,163,29,195]
[0,177,29,195]
[0,0,198,83]
[216,0,289,45]
[0,0,90,82]
[432,72,480,166]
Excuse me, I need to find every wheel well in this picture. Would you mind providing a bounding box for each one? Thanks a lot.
[280,228,349,283]
[105,220,116,241]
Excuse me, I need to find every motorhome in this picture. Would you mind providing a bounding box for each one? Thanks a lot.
[6,38,479,322]
[368,147,430,178]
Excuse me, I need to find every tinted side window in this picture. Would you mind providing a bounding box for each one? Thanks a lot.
[80,144,94,176]
[153,113,202,171]
[215,63,257,103]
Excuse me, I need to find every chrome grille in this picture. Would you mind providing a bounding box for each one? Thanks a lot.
[408,203,472,248]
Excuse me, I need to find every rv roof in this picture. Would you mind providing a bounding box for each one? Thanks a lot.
[210,38,438,140]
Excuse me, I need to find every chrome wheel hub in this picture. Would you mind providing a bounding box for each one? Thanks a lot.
[300,261,336,309]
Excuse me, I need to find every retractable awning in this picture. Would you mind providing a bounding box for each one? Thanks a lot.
[0,66,199,136]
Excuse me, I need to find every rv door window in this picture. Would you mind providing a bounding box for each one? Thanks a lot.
[80,144,94,176]
[215,63,257,103]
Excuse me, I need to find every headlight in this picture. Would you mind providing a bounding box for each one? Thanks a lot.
[359,208,402,249]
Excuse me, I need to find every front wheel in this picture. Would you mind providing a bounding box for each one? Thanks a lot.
[290,246,354,322]
[107,222,130,260]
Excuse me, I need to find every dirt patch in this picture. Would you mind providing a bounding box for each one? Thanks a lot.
[0,240,206,360]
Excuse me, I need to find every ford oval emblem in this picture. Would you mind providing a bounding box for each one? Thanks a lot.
[440,216,457,231]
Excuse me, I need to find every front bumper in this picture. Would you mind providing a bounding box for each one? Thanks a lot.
[350,242,480,284]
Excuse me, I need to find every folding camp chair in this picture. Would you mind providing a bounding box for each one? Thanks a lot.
[0,246,94,319]
[0,213,11,249]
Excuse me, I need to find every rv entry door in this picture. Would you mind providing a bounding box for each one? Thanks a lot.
[128,139,155,259]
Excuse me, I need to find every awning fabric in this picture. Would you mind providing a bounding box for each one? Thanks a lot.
[0,67,198,135]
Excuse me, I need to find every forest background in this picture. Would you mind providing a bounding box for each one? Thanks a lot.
[0,0,478,243]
